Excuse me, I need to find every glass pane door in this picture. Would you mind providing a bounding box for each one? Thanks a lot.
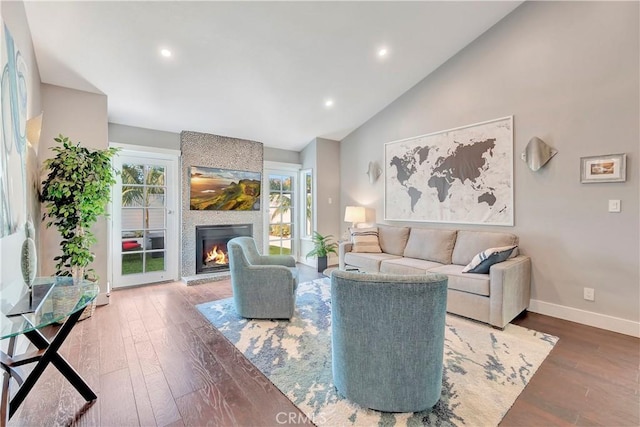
[120,164,166,275]
[268,173,295,255]
[111,151,178,288]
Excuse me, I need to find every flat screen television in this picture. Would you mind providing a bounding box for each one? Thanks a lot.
[189,166,261,211]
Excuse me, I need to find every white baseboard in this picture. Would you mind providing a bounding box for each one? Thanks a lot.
[297,258,315,268]
[97,291,110,306]
[529,299,640,338]
[297,255,338,269]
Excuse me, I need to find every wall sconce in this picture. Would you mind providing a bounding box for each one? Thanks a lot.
[366,161,381,184]
[26,112,44,155]
[344,206,366,229]
[521,136,557,171]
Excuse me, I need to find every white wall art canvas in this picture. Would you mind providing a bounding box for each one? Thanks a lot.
[385,116,513,226]
[1,22,29,237]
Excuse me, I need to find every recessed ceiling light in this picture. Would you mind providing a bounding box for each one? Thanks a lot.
[378,48,388,57]
[160,48,172,58]
[325,99,334,108]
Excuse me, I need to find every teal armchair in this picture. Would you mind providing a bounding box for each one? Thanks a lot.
[227,237,298,319]
[331,270,448,413]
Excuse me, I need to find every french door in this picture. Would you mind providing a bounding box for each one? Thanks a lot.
[110,149,179,288]
[266,171,297,256]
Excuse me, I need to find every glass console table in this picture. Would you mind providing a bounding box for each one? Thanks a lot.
[1,277,99,426]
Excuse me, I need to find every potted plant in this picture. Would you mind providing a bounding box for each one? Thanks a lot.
[41,135,118,286]
[306,231,338,272]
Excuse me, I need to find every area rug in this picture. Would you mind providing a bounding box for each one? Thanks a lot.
[197,279,558,426]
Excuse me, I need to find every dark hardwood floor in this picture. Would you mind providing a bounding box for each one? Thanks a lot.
[505,312,639,426]
[8,264,639,426]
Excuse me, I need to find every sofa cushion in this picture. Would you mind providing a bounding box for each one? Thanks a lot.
[377,224,410,256]
[350,227,382,253]
[451,231,518,266]
[122,240,141,251]
[428,264,491,297]
[462,245,518,274]
[403,228,457,264]
[343,252,401,272]
[380,258,444,275]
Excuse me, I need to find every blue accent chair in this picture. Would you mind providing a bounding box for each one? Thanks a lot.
[227,237,298,319]
[331,270,448,413]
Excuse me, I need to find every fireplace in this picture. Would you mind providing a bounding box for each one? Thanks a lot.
[195,224,253,274]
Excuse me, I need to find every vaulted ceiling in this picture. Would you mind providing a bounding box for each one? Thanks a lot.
[25,1,521,150]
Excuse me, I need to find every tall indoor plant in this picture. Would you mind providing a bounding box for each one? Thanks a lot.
[41,135,118,282]
[306,231,338,272]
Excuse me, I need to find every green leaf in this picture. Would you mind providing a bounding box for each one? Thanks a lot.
[41,135,120,275]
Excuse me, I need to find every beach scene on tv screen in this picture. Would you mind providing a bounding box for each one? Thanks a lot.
[190,166,261,211]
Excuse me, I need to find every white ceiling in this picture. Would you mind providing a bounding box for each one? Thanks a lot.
[24,1,521,151]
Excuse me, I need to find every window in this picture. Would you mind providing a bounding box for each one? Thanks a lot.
[268,173,295,255]
[120,163,167,275]
[301,169,313,239]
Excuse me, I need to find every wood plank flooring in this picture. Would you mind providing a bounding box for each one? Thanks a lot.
[504,312,640,426]
[7,265,639,426]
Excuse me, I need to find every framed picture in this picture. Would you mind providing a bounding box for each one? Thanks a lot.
[189,166,261,210]
[580,153,627,183]
[384,116,513,226]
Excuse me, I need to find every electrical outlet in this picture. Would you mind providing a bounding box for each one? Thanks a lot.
[583,287,595,301]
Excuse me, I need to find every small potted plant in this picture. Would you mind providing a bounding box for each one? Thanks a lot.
[41,134,118,293]
[306,231,338,273]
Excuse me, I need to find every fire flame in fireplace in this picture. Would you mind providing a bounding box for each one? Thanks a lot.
[205,246,228,265]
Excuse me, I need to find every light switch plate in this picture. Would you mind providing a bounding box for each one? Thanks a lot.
[608,200,621,213]
[583,287,595,301]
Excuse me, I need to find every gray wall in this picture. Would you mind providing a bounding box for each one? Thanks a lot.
[39,84,111,304]
[300,137,341,267]
[340,1,639,323]
[264,146,300,164]
[316,138,341,241]
[180,131,264,277]
[0,0,42,303]
[109,122,180,150]
[108,123,302,164]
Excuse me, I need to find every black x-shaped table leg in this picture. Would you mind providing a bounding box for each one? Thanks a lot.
[4,308,97,422]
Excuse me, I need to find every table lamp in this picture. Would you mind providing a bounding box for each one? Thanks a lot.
[344,205,365,229]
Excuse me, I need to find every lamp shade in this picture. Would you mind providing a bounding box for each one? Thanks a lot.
[344,206,366,223]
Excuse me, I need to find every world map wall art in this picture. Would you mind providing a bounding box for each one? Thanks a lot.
[385,116,513,226]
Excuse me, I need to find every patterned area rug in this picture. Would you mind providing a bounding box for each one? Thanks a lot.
[197,279,557,426]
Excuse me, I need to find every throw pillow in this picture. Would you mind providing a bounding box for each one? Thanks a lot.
[462,245,517,274]
[350,227,382,253]
[122,241,141,251]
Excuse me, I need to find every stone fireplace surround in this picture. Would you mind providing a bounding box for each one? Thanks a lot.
[180,131,264,284]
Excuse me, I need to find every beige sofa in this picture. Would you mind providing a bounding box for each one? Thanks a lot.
[338,224,531,328]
